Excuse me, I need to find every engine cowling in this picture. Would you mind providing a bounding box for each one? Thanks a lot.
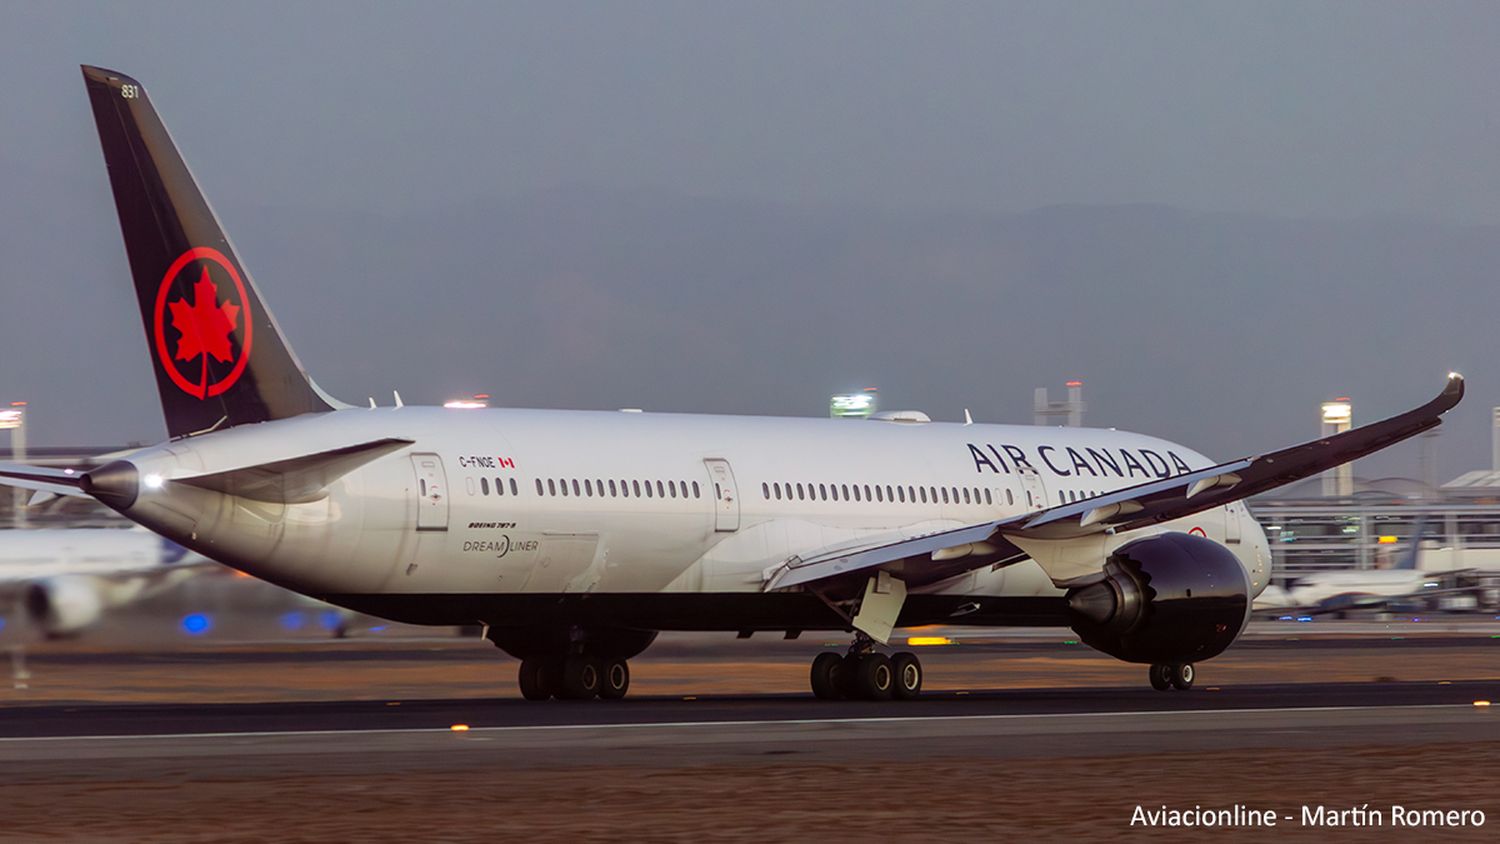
[24,576,106,638]
[1066,532,1251,665]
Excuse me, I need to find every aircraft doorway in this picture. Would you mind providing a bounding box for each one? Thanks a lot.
[703,458,740,532]
[411,453,449,531]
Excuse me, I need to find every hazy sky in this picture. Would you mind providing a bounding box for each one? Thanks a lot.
[6,2,1500,222]
[2,2,1498,481]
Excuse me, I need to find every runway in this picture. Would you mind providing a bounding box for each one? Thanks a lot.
[4,636,1498,840]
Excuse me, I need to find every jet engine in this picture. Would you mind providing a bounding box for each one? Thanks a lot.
[1065,532,1251,665]
[24,576,106,638]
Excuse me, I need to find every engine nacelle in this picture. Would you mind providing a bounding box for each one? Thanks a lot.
[24,576,106,638]
[1066,532,1251,665]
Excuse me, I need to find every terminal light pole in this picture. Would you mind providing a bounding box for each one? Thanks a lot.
[1,402,25,528]
[1320,397,1353,497]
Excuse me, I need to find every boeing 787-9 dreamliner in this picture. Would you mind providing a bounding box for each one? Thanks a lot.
[0,67,1465,700]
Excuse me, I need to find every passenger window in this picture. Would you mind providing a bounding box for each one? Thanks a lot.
[632,480,642,497]
[897,486,906,503]
[984,489,993,505]
[941,488,949,504]
[886,485,894,502]
[510,479,518,496]
[864,484,872,501]
[692,481,700,498]
[852,485,861,502]
[1005,488,1014,505]
[919,487,927,504]
[815,483,824,500]
[584,479,594,497]
[644,481,653,498]
[609,479,617,497]
[570,479,580,497]
[656,480,665,498]
[762,482,770,500]
[962,488,971,504]
[480,477,490,496]
[669,481,678,498]
[548,479,557,496]
[536,478,544,495]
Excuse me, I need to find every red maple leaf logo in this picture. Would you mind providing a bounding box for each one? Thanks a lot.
[166,267,241,389]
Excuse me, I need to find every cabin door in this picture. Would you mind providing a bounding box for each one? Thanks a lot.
[704,458,741,532]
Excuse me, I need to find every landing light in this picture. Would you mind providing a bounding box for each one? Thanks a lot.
[1475,701,1492,708]
[450,724,471,732]
[908,636,952,646]
[143,473,164,490]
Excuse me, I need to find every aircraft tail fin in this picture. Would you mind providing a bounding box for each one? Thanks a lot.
[81,65,340,439]
[1395,514,1431,571]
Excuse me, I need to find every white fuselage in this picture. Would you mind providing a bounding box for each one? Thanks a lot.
[113,407,1271,631]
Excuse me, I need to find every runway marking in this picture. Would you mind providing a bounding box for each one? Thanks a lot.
[0,703,1484,744]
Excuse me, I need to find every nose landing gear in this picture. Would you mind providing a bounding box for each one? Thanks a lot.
[1149,662,1195,691]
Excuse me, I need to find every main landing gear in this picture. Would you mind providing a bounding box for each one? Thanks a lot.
[1148,662,1195,691]
[809,638,924,701]
[517,655,632,701]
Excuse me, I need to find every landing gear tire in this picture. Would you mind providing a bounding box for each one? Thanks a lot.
[851,653,894,701]
[890,651,923,700]
[518,658,554,701]
[558,656,602,700]
[599,658,630,700]
[1148,663,1172,692]
[1169,663,1195,691]
[810,652,844,700]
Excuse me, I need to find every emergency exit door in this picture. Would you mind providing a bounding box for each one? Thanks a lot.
[703,458,740,532]
[411,453,449,531]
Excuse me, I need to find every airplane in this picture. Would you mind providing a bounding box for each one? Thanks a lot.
[0,66,1465,700]
[0,526,207,638]
[1255,516,1492,615]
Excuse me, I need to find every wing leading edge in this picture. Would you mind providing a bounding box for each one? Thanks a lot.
[765,374,1464,594]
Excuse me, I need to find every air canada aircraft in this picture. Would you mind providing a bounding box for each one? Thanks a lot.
[0,66,1466,700]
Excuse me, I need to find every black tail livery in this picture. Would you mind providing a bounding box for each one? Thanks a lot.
[82,65,336,438]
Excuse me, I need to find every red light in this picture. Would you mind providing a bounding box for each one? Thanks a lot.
[473,393,490,400]
[1065,381,1083,387]
[1335,396,1351,402]
[10,401,25,407]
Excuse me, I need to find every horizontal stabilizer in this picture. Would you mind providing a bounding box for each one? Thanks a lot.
[175,438,414,504]
[0,462,89,498]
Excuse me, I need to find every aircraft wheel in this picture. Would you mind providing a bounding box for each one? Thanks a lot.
[599,658,630,700]
[1148,663,1172,691]
[517,658,554,701]
[1170,663,1195,691]
[558,655,602,700]
[891,651,923,700]
[810,652,844,700]
[838,653,865,699]
[852,653,894,701]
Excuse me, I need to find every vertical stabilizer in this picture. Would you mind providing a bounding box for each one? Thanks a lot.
[81,65,336,438]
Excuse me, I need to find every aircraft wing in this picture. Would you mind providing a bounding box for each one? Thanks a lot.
[765,374,1464,595]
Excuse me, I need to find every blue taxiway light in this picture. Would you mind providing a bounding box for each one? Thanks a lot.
[180,613,212,636]
[279,611,306,631]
